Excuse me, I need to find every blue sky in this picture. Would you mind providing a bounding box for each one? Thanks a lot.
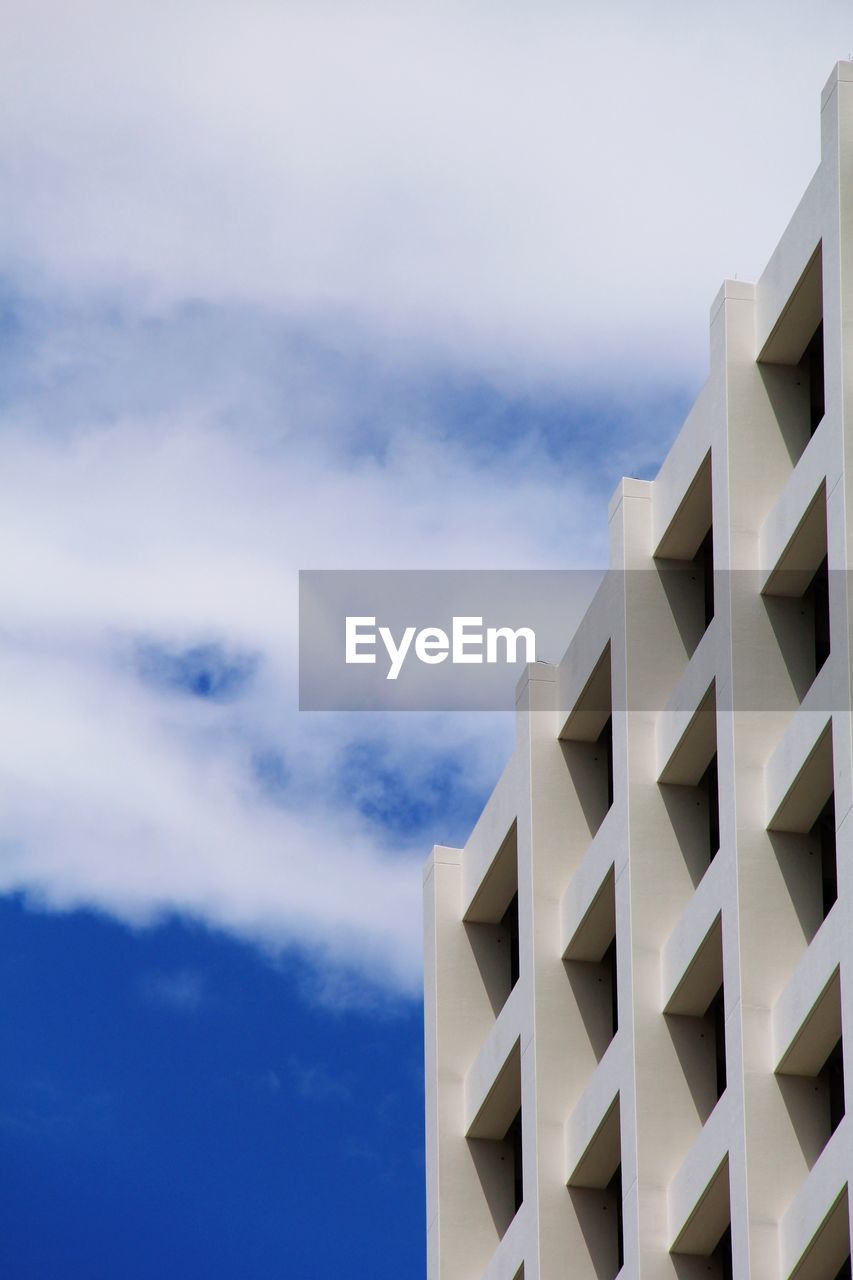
[0,3,850,1275]
[0,896,424,1278]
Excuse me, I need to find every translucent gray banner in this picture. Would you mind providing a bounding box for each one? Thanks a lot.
[298,568,846,712]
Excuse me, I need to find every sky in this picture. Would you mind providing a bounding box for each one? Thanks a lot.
[1,2,851,1275]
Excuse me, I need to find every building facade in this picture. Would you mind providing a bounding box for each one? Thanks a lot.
[424,64,853,1280]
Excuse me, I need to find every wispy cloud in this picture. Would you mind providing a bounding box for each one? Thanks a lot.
[0,304,615,996]
[285,1056,350,1102]
[139,968,206,1013]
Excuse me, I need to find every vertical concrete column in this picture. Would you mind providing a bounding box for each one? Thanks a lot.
[516,662,602,1279]
[424,844,510,1279]
[613,476,718,1279]
[717,272,829,1276]
[823,65,853,1221]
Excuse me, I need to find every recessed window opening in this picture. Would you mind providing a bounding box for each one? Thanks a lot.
[777,990,844,1173]
[711,1226,733,1280]
[768,723,834,943]
[698,754,720,866]
[596,716,614,814]
[566,928,619,1062]
[563,870,618,1063]
[603,937,618,1038]
[654,451,713,658]
[762,488,829,702]
[696,527,714,630]
[572,932,619,1060]
[501,893,520,992]
[663,917,724,1123]
[804,554,830,677]
[467,1052,523,1241]
[799,320,825,436]
[757,242,823,464]
[463,821,519,1017]
[812,795,838,921]
[605,1163,624,1277]
[823,1038,845,1136]
[507,1107,523,1215]
[560,645,614,839]
[662,750,719,888]
[710,985,727,1101]
[657,518,714,660]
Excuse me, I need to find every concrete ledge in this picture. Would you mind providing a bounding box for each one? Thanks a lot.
[657,625,717,784]
[557,581,615,741]
[756,167,822,359]
[757,229,822,365]
[463,756,518,922]
[765,709,833,833]
[561,645,611,744]
[780,1118,849,1280]
[480,1203,529,1280]
[668,1091,732,1254]
[561,805,620,961]
[652,389,713,560]
[465,979,525,1139]
[773,906,841,1075]
[566,1032,625,1189]
[661,854,725,1015]
[759,434,831,595]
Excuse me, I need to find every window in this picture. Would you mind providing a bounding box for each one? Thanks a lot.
[799,320,825,437]
[774,969,843,1171]
[501,893,520,993]
[804,554,830,678]
[605,1163,624,1277]
[659,685,719,889]
[698,754,721,867]
[567,923,619,1063]
[596,716,614,816]
[695,527,715,631]
[467,1050,523,1240]
[508,1108,523,1215]
[710,985,727,1101]
[823,1038,845,1137]
[560,644,615,840]
[464,820,520,1017]
[812,795,837,921]
[711,1226,733,1280]
[757,242,824,465]
[767,728,835,945]
[762,483,829,702]
[664,936,726,1125]
[654,450,714,659]
[604,937,618,1039]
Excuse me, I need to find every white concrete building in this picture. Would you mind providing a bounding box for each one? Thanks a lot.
[424,63,853,1280]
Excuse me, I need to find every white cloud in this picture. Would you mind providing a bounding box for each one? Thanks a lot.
[0,3,848,996]
[0,0,848,379]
